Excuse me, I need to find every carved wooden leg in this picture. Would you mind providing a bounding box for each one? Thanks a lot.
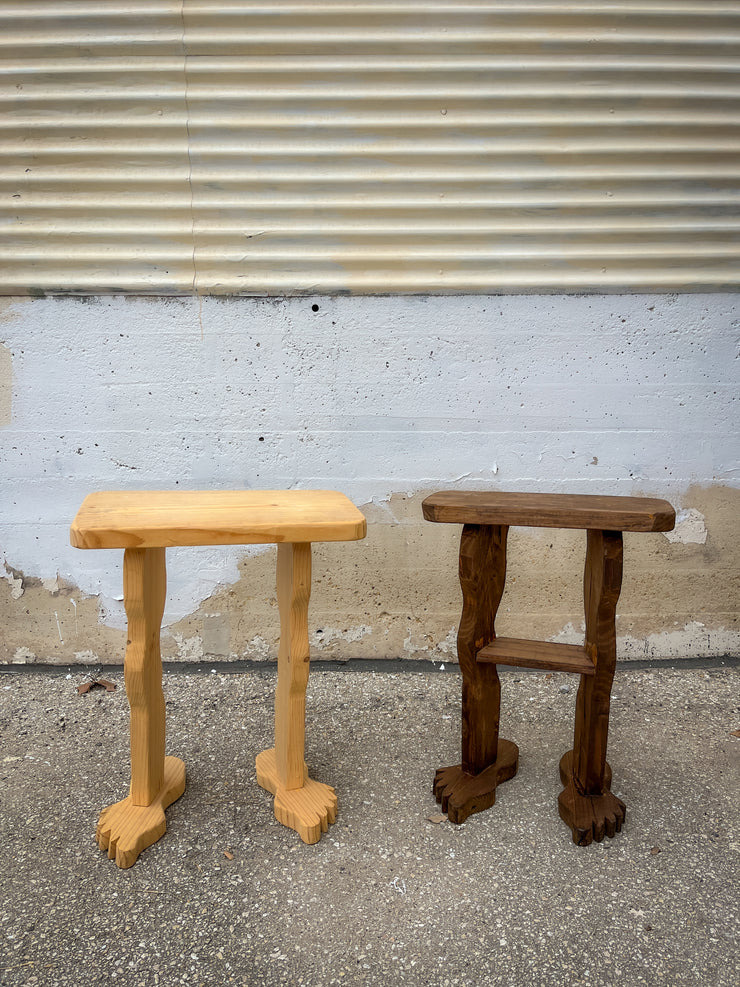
[96,548,186,868]
[435,524,518,824]
[256,542,337,844]
[558,529,626,845]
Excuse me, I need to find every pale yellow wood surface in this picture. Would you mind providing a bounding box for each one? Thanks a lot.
[72,488,365,861]
[275,543,312,790]
[95,547,183,869]
[124,547,167,805]
[70,489,366,549]
[255,748,337,845]
[96,756,186,868]
[256,542,338,843]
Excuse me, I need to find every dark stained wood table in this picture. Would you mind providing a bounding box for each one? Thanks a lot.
[422,491,675,846]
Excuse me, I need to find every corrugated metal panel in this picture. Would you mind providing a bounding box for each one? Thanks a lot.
[1,0,739,295]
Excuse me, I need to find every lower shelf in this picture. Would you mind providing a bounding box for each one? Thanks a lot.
[476,637,595,676]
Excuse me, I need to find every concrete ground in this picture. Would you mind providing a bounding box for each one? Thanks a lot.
[0,661,738,987]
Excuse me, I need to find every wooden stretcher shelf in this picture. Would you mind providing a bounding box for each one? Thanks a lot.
[476,637,595,676]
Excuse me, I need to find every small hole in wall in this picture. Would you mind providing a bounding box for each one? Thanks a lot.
[311,303,319,313]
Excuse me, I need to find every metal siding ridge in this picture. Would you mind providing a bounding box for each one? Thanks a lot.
[0,0,738,294]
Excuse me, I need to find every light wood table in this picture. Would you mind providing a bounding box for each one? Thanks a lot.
[71,490,366,867]
[423,491,675,846]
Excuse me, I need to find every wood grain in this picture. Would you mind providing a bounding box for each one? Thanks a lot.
[422,490,675,532]
[424,489,672,846]
[95,548,185,868]
[255,748,337,845]
[434,740,518,825]
[477,637,595,676]
[123,547,167,805]
[275,543,312,791]
[433,523,519,824]
[70,489,367,549]
[75,488,366,863]
[256,542,338,843]
[558,750,625,846]
[558,529,626,845]
[96,755,186,868]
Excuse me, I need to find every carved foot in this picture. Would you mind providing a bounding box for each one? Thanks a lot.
[557,750,625,846]
[96,756,186,868]
[256,748,337,845]
[434,739,518,824]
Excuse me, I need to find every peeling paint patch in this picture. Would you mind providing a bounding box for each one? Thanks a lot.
[12,647,36,663]
[171,634,205,660]
[403,622,437,655]
[663,509,708,544]
[42,575,60,595]
[313,624,372,647]
[2,564,23,600]
[435,626,458,655]
[74,649,101,664]
[550,622,586,645]
[619,621,740,660]
[244,635,271,659]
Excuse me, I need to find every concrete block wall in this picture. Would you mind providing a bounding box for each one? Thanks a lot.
[1,293,737,664]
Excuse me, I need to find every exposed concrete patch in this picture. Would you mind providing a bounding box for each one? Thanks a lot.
[200,613,231,656]
[2,483,739,664]
[0,569,124,663]
[0,341,11,426]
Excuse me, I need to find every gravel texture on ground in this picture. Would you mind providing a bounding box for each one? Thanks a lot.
[1,665,738,987]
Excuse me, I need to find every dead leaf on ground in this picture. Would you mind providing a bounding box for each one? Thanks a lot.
[730,729,740,738]
[650,846,661,855]
[77,679,116,695]
[223,850,234,860]
[428,813,447,824]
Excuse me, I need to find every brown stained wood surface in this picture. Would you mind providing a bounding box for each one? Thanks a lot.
[573,529,624,794]
[70,489,367,549]
[558,529,627,845]
[422,490,675,532]
[558,751,625,846]
[477,637,595,676]
[434,740,519,825]
[432,523,520,825]
[458,523,509,775]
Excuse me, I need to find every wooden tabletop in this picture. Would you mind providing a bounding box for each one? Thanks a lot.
[71,490,367,549]
[422,491,675,532]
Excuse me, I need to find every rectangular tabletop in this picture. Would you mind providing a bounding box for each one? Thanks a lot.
[71,490,367,549]
[422,491,675,532]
